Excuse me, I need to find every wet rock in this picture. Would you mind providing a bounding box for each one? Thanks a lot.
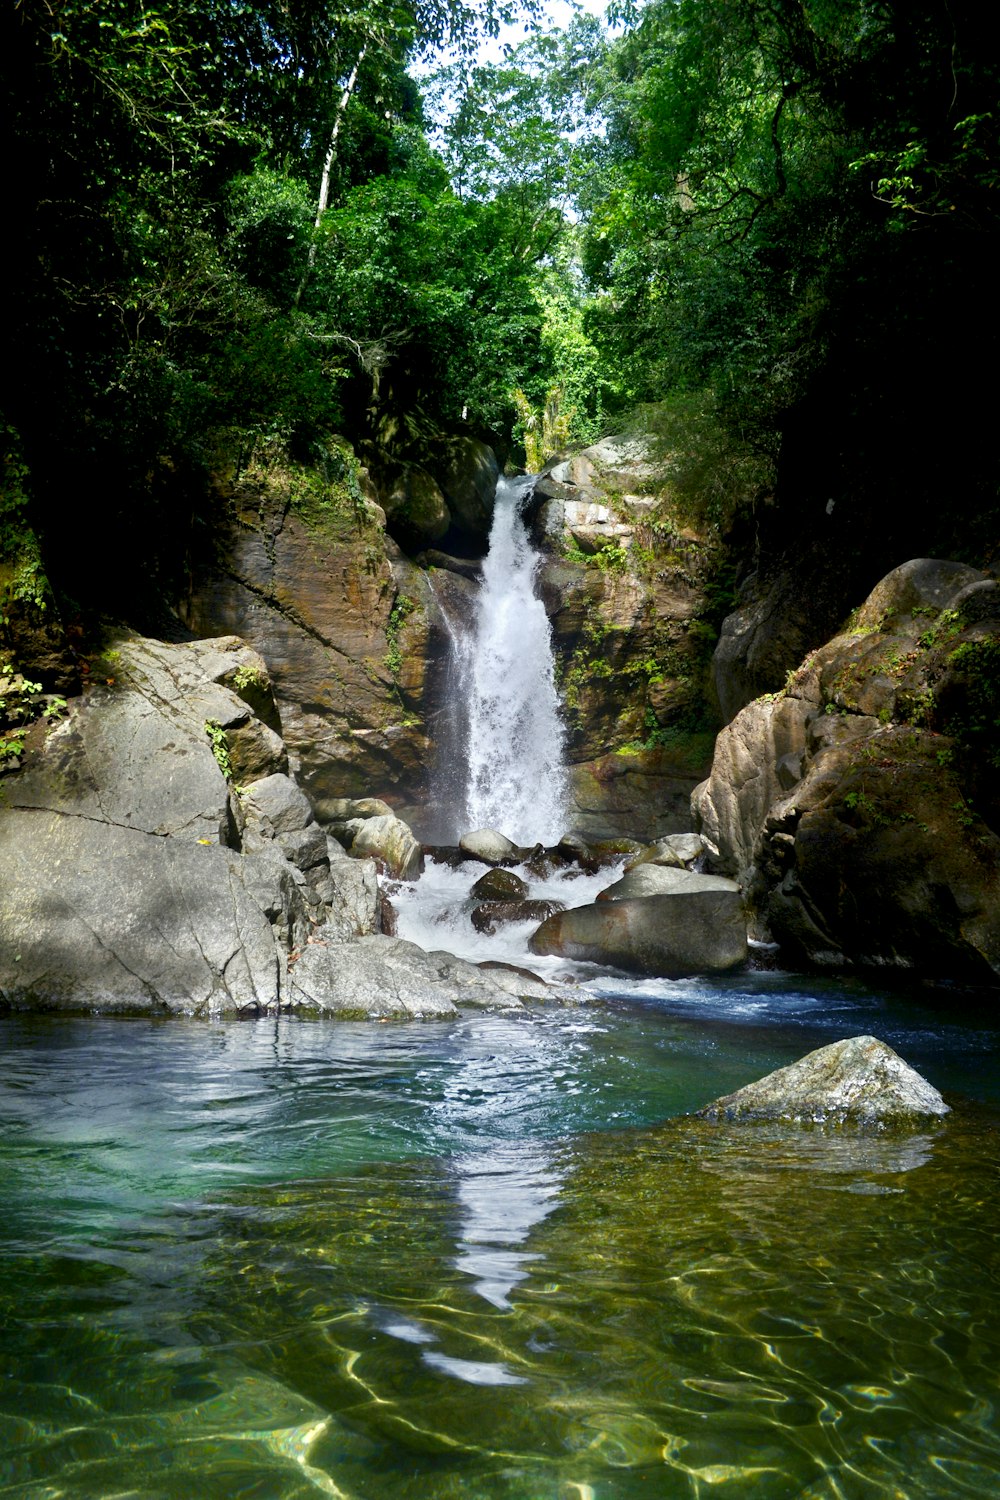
[696,1035,949,1128]
[529,891,747,978]
[624,833,706,872]
[471,868,529,902]
[459,828,520,865]
[286,934,524,1018]
[349,811,424,881]
[597,866,739,902]
[471,899,567,935]
[477,960,575,1003]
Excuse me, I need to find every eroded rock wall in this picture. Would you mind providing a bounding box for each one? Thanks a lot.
[694,560,1000,984]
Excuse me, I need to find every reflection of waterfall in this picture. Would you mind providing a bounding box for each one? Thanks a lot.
[449,475,568,845]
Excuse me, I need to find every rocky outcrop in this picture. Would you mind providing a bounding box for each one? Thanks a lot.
[0,633,543,1017]
[0,635,302,1013]
[694,559,1000,982]
[528,881,747,977]
[697,1035,949,1128]
[181,444,448,813]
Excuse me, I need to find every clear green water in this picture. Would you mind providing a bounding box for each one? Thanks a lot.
[2,976,999,1498]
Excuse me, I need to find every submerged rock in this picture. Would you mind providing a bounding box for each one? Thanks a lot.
[697,1035,949,1128]
[528,889,746,977]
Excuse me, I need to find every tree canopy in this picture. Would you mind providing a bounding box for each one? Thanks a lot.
[2,0,997,628]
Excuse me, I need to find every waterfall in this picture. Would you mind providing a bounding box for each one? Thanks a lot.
[445,474,568,846]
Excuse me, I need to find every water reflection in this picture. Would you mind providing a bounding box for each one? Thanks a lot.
[452,1143,563,1311]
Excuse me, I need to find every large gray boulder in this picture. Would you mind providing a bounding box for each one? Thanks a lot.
[349,811,424,880]
[697,1035,949,1128]
[0,812,285,1013]
[459,828,520,865]
[0,635,339,1014]
[528,889,746,977]
[286,934,527,1018]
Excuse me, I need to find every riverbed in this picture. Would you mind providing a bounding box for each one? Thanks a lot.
[2,966,999,1499]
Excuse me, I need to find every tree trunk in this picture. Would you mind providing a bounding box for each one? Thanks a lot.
[295,44,368,306]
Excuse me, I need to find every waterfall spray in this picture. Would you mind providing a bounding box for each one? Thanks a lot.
[450,475,568,845]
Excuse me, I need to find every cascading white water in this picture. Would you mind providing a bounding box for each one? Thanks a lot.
[450,474,568,845]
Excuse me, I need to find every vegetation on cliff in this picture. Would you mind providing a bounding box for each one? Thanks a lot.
[2,0,997,743]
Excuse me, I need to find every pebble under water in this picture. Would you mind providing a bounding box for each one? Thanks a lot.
[2,968,1000,1500]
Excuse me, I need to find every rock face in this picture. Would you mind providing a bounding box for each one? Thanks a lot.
[529,886,747,977]
[531,436,725,840]
[0,633,538,1017]
[693,559,1000,982]
[0,635,299,1013]
[181,444,449,813]
[697,1035,950,1128]
[179,432,734,844]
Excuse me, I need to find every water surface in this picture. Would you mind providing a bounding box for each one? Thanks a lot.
[1,980,999,1498]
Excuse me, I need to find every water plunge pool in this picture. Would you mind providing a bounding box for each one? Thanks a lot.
[2,973,999,1498]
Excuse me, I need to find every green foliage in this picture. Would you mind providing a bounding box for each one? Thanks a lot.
[946,638,1000,770]
[0,658,66,766]
[204,719,233,782]
[232,664,266,695]
[385,594,417,681]
[575,0,1000,545]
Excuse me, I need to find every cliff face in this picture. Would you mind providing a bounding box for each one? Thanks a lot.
[178,433,730,842]
[695,559,1000,985]
[180,443,448,816]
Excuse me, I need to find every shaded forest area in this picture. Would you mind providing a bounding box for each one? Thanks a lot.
[2,0,998,661]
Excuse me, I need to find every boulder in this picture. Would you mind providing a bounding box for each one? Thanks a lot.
[286,934,525,1018]
[0,633,383,1015]
[624,833,706,872]
[693,558,1000,980]
[597,866,738,902]
[380,461,451,552]
[459,828,520,865]
[423,435,499,549]
[528,890,746,977]
[241,772,315,835]
[471,899,566,935]
[348,811,424,881]
[0,812,285,1014]
[471,868,529,902]
[697,1035,949,1128]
